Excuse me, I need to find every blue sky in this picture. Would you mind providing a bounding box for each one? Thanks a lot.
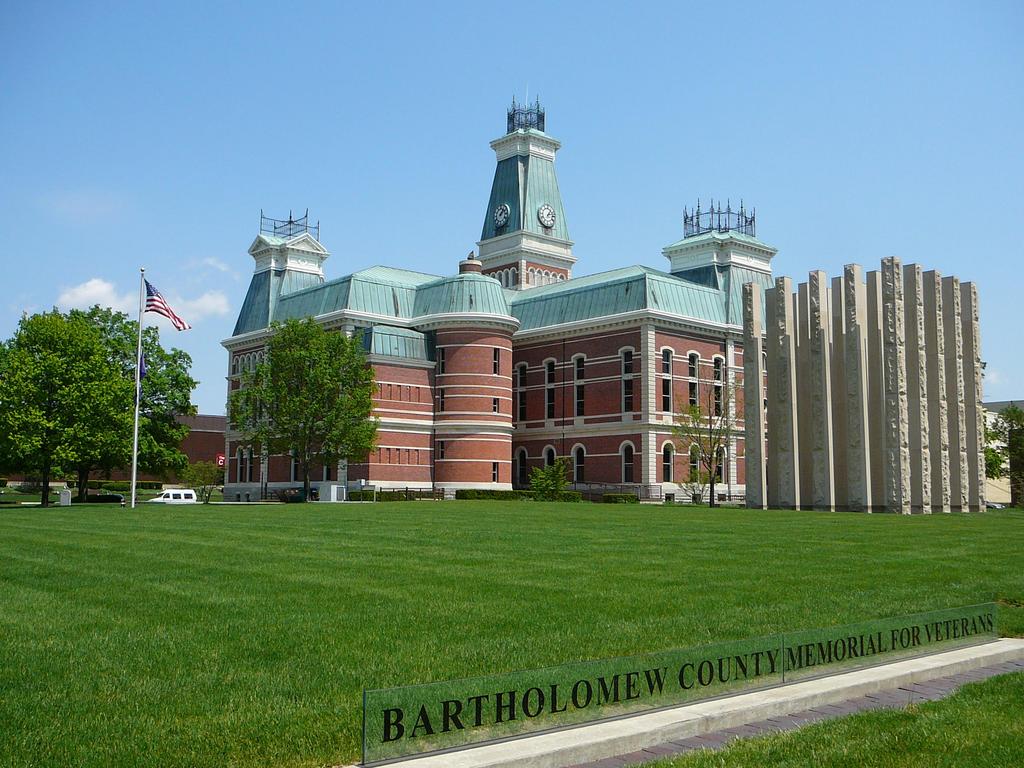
[2,1,1021,414]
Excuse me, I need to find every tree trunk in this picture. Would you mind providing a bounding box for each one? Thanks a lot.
[709,476,716,508]
[77,469,89,502]
[40,457,51,508]
[303,460,311,503]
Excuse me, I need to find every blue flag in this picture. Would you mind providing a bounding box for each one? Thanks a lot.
[139,352,147,380]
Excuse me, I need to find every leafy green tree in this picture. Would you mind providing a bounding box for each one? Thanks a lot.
[989,403,1024,507]
[0,311,133,506]
[229,318,377,500]
[180,460,222,503]
[529,456,572,501]
[68,306,197,501]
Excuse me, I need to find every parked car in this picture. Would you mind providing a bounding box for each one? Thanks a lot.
[147,489,198,504]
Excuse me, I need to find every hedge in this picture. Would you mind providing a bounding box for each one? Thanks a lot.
[602,493,639,504]
[454,489,533,500]
[532,491,583,503]
[87,480,163,491]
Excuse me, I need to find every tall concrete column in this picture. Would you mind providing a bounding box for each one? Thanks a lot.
[881,257,911,514]
[922,270,951,513]
[960,282,986,512]
[795,283,813,507]
[830,276,848,509]
[903,264,932,513]
[765,277,801,509]
[866,270,886,509]
[743,283,767,509]
[843,265,873,511]
[808,271,836,510]
[726,337,737,499]
[640,324,658,485]
[942,276,969,511]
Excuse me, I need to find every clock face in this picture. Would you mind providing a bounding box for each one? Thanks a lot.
[493,203,510,229]
[537,203,556,229]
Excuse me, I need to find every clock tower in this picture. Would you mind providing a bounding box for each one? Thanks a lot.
[477,99,575,289]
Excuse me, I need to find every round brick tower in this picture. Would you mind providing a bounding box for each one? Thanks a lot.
[420,255,519,490]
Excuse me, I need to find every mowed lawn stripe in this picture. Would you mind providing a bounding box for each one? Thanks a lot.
[1,504,1022,768]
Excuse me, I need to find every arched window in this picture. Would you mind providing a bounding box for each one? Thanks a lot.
[545,360,556,419]
[511,267,518,286]
[689,445,700,481]
[621,349,635,412]
[661,349,673,412]
[235,446,244,483]
[545,447,556,467]
[622,443,635,483]
[688,353,699,378]
[516,363,528,422]
[715,446,727,482]
[574,446,585,483]
[574,355,586,417]
[516,448,528,487]
[246,447,254,483]
[663,443,673,482]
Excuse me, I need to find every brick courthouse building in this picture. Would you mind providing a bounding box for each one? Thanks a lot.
[223,104,775,499]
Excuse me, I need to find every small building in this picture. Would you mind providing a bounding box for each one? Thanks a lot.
[222,102,776,499]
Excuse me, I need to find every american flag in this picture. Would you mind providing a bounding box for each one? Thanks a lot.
[144,280,191,331]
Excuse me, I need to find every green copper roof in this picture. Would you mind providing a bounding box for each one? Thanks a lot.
[361,325,433,361]
[509,265,737,332]
[480,153,569,242]
[413,272,512,317]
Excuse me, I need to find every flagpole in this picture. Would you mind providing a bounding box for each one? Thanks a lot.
[130,268,145,509]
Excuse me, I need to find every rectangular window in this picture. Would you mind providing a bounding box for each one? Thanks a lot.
[492,397,499,413]
[492,462,499,482]
[493,348,500,375]
[662,376,671,412]
[575,357,585,379]
[714,384,723,416]
[437,440,445,460]
[438,348,446,375]
[688,354,699,378]
[689,381,698,407]
[662,349,672,375]
[622,350,633,375]
[576,384,584,417]
[623,378,634,412]
[438,389,445,412]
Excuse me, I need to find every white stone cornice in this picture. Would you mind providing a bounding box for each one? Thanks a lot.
[490,129,561,161]
[512,309,743,343]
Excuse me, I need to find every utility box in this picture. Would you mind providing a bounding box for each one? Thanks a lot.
[59,489,72,506]
[322,484,346,502]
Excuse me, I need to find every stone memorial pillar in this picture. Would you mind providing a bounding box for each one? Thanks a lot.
[743,283,767,509]
[881,257,911,514]
[942,276,969,511]
[866,270,886,509]
[808,271,835,510]
[903,264,932,513]
[766,277,801,509]
[830,276,849,509]
[795,283,813,507]
[960,282,986,512]
[843,265,873,511]
[922,270,951,513]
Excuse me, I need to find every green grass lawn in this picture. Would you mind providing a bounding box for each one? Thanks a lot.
[1,503,1022,768]
[652,672,1024,768]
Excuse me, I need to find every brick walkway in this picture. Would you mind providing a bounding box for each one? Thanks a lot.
[569,660,1024,768]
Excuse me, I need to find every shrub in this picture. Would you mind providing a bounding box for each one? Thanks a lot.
[529,457,573,501]
[455,489,533,500]
[0,478,6,487]
[602,493,639,504]
[551,491,582,502]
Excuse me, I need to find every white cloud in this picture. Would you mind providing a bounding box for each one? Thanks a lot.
[55,279,229,327]
[174,290,231,321]
[57,278,135,313]
[200,257,239,277]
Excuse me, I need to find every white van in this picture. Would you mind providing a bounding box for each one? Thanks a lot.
[148,489,198,504]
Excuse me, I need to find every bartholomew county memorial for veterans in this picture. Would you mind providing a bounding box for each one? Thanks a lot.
[222,102,985,510]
